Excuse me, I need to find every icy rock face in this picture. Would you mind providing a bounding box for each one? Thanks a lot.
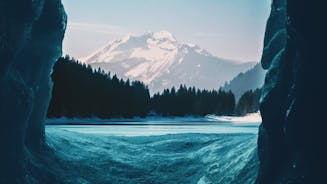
[0,0,66,183]
[257,0,327,183]
[260,0,287,70]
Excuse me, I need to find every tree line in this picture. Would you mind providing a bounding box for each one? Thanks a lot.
[47,56,260,118]
[151,87,235,116]
[236,88,261,116]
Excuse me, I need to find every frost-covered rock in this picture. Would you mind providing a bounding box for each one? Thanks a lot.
[257,0,327,183]
[0,0,66,183]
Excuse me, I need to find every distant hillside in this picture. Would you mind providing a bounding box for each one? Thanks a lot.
[222,63,266,101]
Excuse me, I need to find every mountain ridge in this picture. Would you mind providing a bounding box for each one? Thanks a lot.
[82,31,256,94]
[222,63,266,101]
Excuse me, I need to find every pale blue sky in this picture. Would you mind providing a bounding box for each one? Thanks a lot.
[62,0,271,62]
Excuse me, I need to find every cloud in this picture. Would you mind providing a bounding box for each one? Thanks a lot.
[67,22,129,36]
[194,32,228,38]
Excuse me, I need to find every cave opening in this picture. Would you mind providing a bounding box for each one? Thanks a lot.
[8,0,327,183]
[0,0,272,183]
[45,1,271,183]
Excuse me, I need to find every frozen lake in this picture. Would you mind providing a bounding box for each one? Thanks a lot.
[46,122,259,136]
[45,120,259,184]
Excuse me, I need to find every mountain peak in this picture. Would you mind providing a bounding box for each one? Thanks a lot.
[144,30,177,42]
[153,31,176,42]
[82,31,256,93]
[120,34,132,43]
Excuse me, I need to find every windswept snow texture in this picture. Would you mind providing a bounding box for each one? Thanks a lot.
[83,31,255,94]
[46,124,258,184]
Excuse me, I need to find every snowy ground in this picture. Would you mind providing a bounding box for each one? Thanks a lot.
[206,112,262,124]
[45,121,259,184]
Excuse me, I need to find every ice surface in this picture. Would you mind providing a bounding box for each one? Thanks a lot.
[47,123,259,137]
[46,114,262,126]
[46,123,258,184]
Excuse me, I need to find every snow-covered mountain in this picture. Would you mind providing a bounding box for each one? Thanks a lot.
[82,31,256,94]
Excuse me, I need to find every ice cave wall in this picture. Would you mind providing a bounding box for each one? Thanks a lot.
[0,0,66,183]
[257,0,327,183]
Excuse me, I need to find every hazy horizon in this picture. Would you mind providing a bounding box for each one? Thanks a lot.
[62,0,271,62]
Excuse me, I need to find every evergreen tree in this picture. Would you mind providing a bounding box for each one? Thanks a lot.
[48,56,259,119]
[47,56,150,118]
[236,88,261,115]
